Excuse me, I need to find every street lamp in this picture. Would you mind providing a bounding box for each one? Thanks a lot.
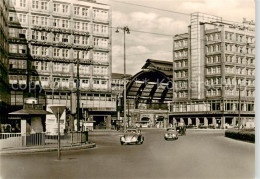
[115,26,130,132]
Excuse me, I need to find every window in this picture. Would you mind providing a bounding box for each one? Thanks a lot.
[19,45,27,54]
[62,4,68,13]
[18,14,27,23]
[41,1,47,10]
[31,46,39,55]
[40,32,47,40]
[82,36,88,45]
[53,48,60,57]
[41,61,48,71]
[53,19,60,27]
[94,80,99,84]
[74,21,80,30]
[74,6,80,15]
[42,47,48,56]
[32,30,39,40]
[62,19,68,28]
[82,7,88,16]
[9,59,27,69]
[82,23,88,31]
[62,49,69,58]
[20,0,26,7]
[53,3,60,12]
[53,33,60,42]
[40,16,47,26]
[62,34,69,42]
[32,0,39,9]
[10,44,17,53]
[74,35,80,44]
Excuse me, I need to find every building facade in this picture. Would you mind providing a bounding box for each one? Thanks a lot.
[0,0,10,126]
[170,13,255,128]
[6,0,114,130]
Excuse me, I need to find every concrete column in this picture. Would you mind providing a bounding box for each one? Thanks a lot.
[106,115,111,129]
[212,117,216,127]
[180,118,184,123]
[221,116,225,129]
[232,117,236,126]
[196,118,200,127]
[188,118,192,125]
[21,119,27,147]
[204,117,208,126]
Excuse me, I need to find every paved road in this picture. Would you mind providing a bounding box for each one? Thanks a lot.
[0,129,255,179]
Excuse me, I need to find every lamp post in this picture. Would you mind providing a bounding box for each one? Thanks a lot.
[115,26,130,132]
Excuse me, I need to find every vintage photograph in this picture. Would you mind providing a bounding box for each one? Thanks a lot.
[0,0,256,178]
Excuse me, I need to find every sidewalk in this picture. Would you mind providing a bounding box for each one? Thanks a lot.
[0,142,96,155]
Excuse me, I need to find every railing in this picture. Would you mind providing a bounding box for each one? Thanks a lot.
[0,133,23,149]
[0,132,88,149]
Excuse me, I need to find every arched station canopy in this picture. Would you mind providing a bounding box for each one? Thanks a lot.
[126,59,173,108]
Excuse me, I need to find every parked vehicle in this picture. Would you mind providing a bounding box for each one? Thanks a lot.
[120,128,144,145]
[164,128,178,140]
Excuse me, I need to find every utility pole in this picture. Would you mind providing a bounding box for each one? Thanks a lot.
[77,51,80,131]
[115,26,130,132]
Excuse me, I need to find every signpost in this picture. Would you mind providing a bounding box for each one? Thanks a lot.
[50,105,66,160]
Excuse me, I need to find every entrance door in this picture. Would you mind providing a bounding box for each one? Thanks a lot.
[93,116,106,129]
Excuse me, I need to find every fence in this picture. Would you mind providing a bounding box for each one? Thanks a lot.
[45,132,88,146]
[0,131,88,149]
[0,133,23,149]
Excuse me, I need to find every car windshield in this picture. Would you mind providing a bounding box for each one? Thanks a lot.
[167,128,175,132]
[126,129,138,133]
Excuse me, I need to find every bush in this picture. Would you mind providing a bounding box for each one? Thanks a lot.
[225,129,255,143]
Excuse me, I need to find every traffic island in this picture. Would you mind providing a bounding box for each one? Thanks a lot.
[225,129,255,143]
[0,142,96,155]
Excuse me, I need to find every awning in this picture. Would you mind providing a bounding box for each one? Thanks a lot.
[9,109,52,116]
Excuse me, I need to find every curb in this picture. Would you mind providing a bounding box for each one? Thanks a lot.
[0,143,96,155]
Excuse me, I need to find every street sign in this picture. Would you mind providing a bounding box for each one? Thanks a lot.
[50,106,66,119]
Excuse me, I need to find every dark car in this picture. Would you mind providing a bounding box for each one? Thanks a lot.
[120,128,144,145]
[164,128,178,140]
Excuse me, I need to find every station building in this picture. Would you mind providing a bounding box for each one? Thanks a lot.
[125,59,173,128]
[169,13,255,128]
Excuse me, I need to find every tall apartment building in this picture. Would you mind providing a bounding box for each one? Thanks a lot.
[0,0,10,125]
[7,0,114,129]
[170,13,255,128]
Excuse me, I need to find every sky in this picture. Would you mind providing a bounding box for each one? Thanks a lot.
[99,0,255,75]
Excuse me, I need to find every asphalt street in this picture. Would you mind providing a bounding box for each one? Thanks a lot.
[0,129,255,179]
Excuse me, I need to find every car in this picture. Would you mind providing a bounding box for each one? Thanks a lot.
[120,128,144,145]
[164,128,178,140]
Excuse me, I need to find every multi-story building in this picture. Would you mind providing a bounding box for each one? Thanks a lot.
[0,0,10,126]
[7,0,114,130]
[170,13,255,128]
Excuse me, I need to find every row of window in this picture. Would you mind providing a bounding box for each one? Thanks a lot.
[174,81,188,89]
[206,44,221,53]
[225,89,255,97]
[174,50,188,58]
[225,55,254,65]
[174,39,188,48]
[174,91,188,98]
[225,66,255,76]
[205,78,222,86]
[206,55,221,64]
[206,33,221,42]
[206,66,221,75]
[32,61,109,75]
[174,60,188,68]
[9,0,109,20]
[225,78,255,86]
[174,70,188,78]
[225,31,255,43]
[225,44,254,54]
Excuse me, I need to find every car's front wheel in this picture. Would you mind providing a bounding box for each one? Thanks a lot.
[120,142,124,145]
